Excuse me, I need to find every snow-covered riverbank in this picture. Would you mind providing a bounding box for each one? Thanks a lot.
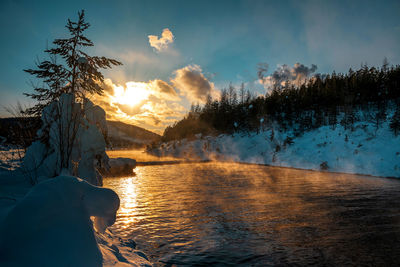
[0,94,152,266]
[149,119,400,178]
[0,170,152,267]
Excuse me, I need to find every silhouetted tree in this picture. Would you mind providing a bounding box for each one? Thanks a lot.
[390,106,400,136]
[239,83,245,104]
[24,10,122,116]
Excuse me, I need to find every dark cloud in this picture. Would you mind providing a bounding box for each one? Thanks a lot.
[259,62,318,89]
[270,64,292,85]
[293,63,317,77]
[257,63,269,80]
[171,64,214,102]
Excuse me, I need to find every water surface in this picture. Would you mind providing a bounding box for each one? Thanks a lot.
[107,149,179,162]
[104,154,400,266]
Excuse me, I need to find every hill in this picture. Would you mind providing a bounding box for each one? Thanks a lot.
[0,117,160,149]
[161,64,400,142]
[148,64,400,178]
[106,120,160,149]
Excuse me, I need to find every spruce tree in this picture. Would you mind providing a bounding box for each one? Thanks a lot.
[24,10,122,116]
[390,106,400,136]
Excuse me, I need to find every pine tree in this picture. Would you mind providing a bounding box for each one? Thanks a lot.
[24,10,122,116]
[239,83,245,104]
[382,57,389,72]
[390,106,400,136]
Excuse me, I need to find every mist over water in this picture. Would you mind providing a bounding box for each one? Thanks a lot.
[104,156,400,266]
[107,149,179,162]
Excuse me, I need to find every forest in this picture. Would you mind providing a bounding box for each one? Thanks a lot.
[161,63,400,142]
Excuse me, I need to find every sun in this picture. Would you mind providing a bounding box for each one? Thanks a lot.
[113,82,150,107]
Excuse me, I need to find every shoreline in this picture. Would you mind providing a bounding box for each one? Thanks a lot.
[131,156,399,179]
[145,120,400,179]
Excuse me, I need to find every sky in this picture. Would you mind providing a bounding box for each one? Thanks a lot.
[0,0,399,133]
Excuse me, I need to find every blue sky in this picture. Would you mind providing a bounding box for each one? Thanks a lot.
[0,0,399,131]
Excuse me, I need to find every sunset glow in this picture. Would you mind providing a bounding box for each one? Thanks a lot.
[1,2,400,267]
[113,82,150,107]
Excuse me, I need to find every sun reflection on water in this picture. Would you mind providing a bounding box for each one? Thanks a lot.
[107,169,145,232]
[103,158,400,266]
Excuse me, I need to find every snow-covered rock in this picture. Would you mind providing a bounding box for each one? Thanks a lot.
[21,94,110,185]
[0,175,119,267]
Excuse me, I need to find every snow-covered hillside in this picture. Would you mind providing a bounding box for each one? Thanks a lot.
[107,121,160,149]
[149,118,400,178]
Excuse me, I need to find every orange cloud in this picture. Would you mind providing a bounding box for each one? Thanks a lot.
[148,80,180,101]
[171,64,215,103]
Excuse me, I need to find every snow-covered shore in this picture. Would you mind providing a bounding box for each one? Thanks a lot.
[0,94,151,266]
[149,119,400,178]
[0,171,152,267]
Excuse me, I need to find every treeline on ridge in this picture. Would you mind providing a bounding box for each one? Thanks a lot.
[161,63,400,142]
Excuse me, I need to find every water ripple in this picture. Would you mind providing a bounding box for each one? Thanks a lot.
[104,161,400,266]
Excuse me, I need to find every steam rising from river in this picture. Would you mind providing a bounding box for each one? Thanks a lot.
[103,158,399,265]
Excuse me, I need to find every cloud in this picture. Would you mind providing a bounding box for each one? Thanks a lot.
[259,62,317,90]
[89,63,215,132]
[257,63,269,80]
[171,64,215,103]
[90,78,185,134]
[154,80,175,94]
[148,79,179,101]
[148,28,174,52]
[94,44,182,86]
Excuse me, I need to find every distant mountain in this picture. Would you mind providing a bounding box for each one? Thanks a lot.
[107,120,161,149]
[0,117,160,149]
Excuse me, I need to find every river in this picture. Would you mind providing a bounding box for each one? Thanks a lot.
[104,150,400,266]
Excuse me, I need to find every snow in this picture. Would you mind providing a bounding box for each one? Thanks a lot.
[97,231,152,267]
[0,94,152,266]
[149,116,400,178]
[0,176,115,266]
[0,175,152,266]
[22,94,110,185]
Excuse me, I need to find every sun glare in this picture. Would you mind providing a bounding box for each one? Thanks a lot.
[113,82,150,107]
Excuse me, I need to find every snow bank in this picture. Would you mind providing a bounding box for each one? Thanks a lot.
[0,175,151,266]
[149,119,400,178]
[97,230,152,267]
[0,176,117,266]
